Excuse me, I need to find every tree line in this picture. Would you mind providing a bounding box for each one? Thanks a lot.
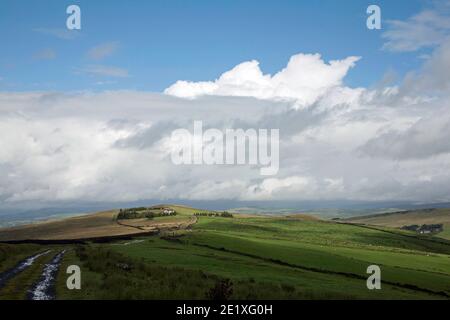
[118,208,177,220]
[194,211,233,218]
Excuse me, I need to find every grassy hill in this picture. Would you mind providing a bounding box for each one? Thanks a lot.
[1,205,450,300]
[343,208,450,240]
[0,206,195,241]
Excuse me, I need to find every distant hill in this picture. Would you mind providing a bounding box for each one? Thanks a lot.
[343,208,450,240]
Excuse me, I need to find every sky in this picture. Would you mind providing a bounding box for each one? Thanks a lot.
[0,0,428,91]
[1,0,450,210]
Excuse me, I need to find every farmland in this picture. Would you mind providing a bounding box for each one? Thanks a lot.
[0,206,195,241]
[344,208,450,240]
[1,205,450,300]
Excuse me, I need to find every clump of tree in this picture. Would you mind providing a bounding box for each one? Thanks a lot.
[220,211,233,218]
[194,211,233,218]
[118,207,176,220]
[129,207,148,211]
[401,224,420,231]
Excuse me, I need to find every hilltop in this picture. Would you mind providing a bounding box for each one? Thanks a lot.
[0,205,198,242]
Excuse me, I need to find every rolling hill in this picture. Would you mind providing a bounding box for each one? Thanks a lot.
[343,208,450,240]
[0,205,196,242]
[1,205,450,300]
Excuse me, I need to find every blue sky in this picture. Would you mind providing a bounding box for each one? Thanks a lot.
[0,0,429,92]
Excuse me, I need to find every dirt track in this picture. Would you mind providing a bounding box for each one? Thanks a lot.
[27,250,66,300]
[0,250,52,290]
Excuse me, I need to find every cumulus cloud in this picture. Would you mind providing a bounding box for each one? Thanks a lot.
[359,105,450,160]
[1,46,450,205]
[165,53,360,108]
[401,38,450,94]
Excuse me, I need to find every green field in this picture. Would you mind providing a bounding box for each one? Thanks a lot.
[440,223,450,240]
[344,208,450,240]
[60,215,450,299]
[1,207,450,300]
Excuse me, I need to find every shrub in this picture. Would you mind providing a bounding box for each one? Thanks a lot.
[206,279,233,300]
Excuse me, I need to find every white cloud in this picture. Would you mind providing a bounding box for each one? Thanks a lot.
[33,48,57,60]
[359,104,450,160]
[87,42,119,60]
[401,38,450,94]
[33,28,79,40]
[79,65,129,78]
[165,53,360,108]
[382,6,450,52]
[1,47,449,205]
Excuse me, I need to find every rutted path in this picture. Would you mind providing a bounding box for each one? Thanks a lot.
[28,250,66,300]
[0,250,51,290]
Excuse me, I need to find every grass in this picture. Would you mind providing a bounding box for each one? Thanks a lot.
[438,223,450,240]
[2,208,450,299]
[0,210,142,241]
[56,245,317,299]
[0,243,42,273]
[193,223,449,293]
[106,216,450,299]
[0,209,194,241]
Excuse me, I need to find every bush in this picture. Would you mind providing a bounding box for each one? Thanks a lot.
[194,211,233,218]
[207,279,233,300]
[117,207,176,220]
